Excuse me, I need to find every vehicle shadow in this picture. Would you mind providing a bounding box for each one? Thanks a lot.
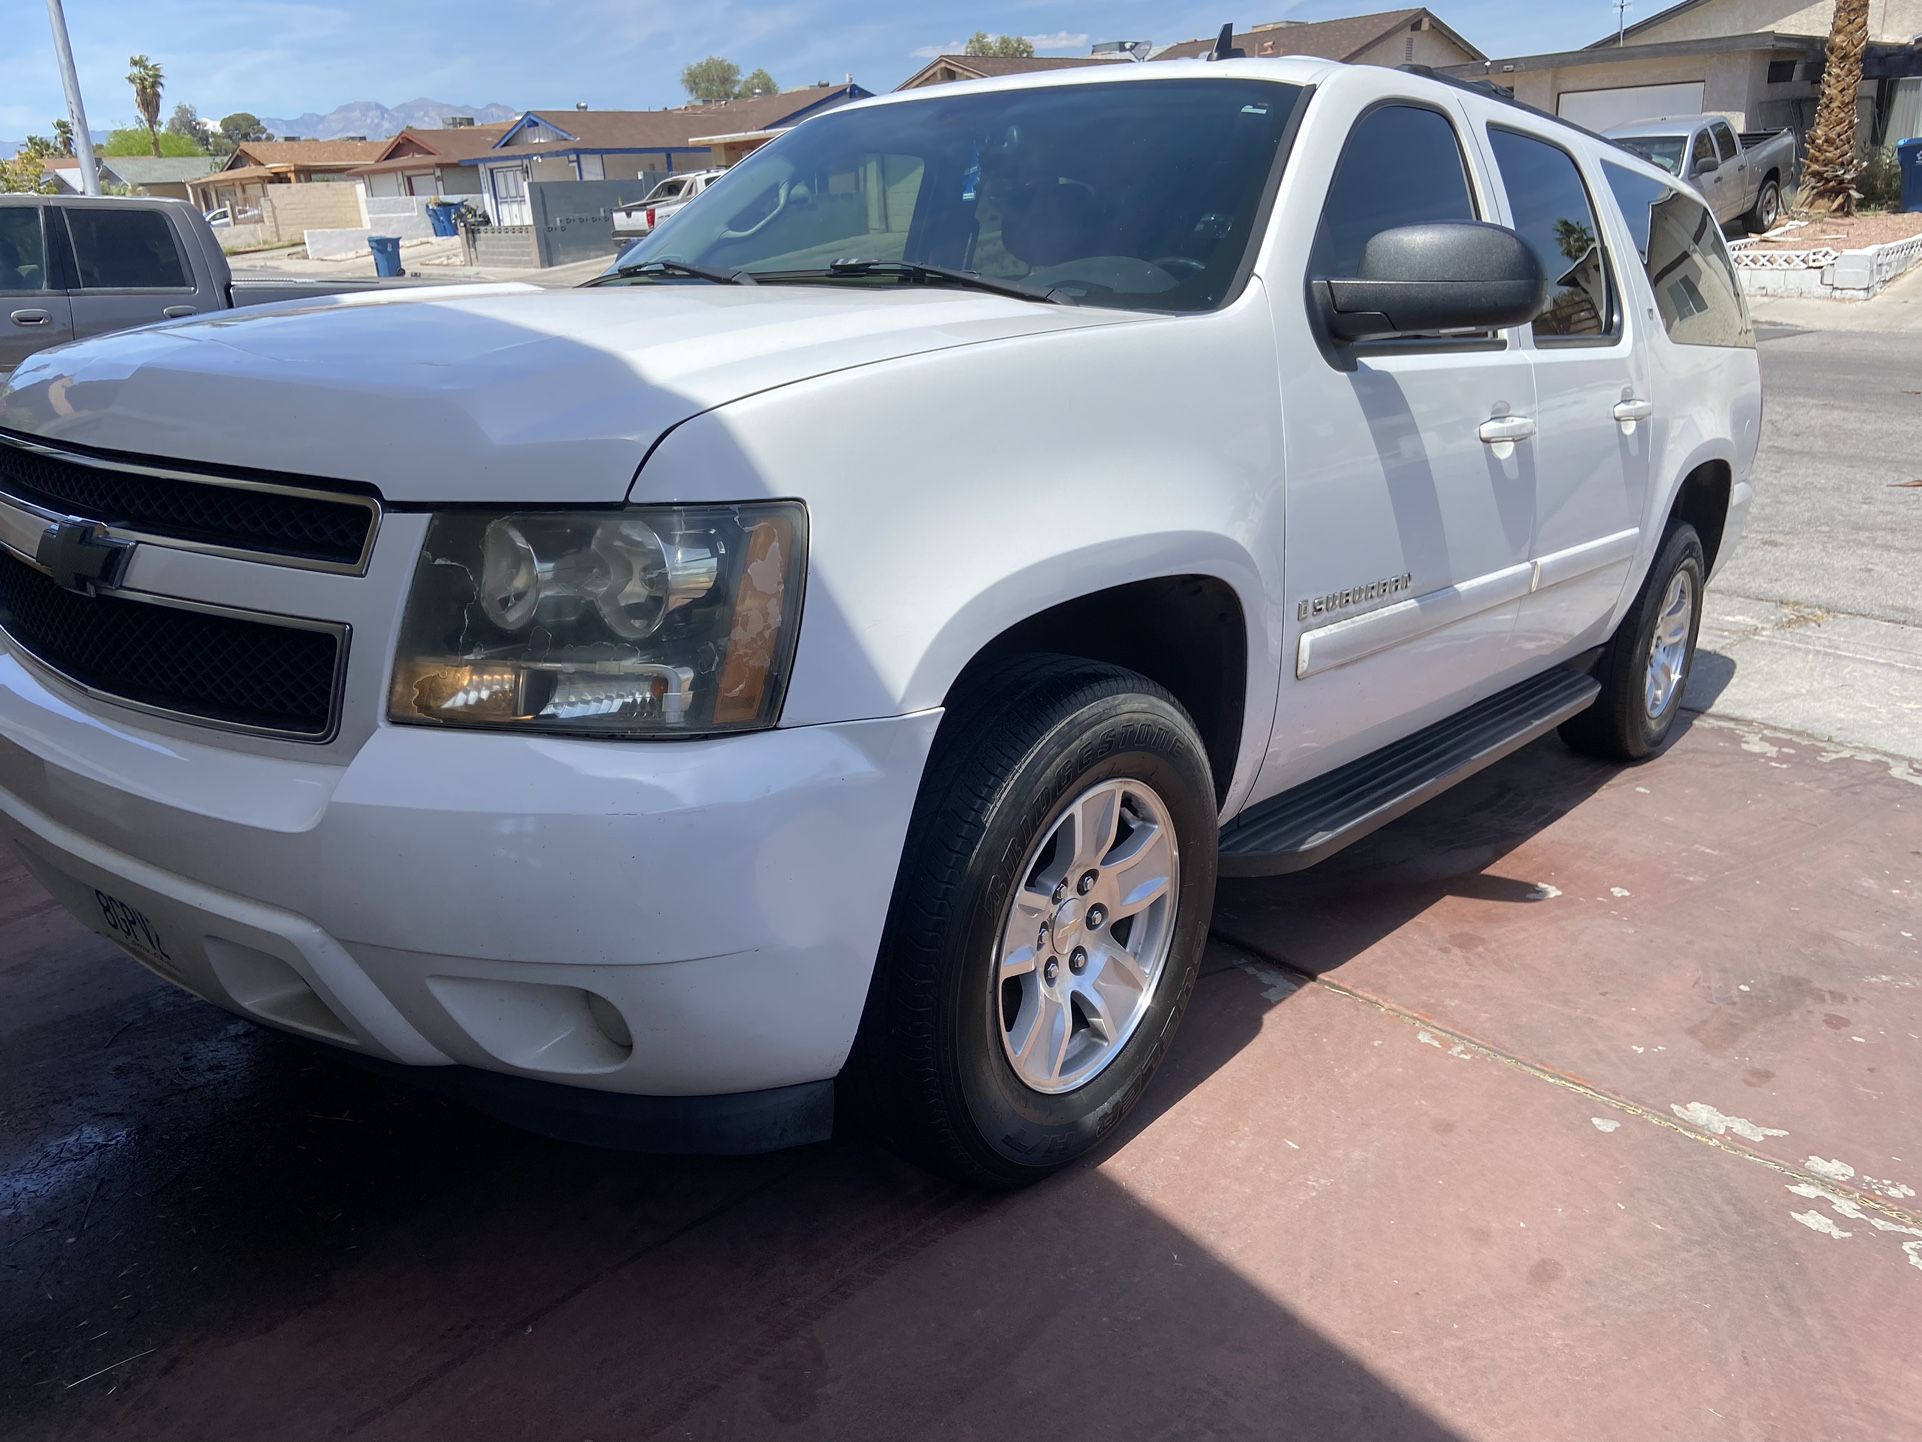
[0,721,1645,1441]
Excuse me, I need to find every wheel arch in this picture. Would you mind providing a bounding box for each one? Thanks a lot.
[933,566,1259,810]
[1668,457,1733,577]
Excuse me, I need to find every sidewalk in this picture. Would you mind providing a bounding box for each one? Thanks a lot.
[229,235,616,289]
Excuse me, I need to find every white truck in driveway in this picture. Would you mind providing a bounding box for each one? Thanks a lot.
[1606,115,1797,232]
[610,169,726,247]
[0,60,1760,1186]
[1,194,420,379]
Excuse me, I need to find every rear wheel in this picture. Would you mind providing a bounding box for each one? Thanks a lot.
[1748,177,1782,233]
[1561,522,1705,762]
[855,655,1219,1187]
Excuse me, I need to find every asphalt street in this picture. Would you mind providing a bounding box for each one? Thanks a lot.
[2,301,1918,1441]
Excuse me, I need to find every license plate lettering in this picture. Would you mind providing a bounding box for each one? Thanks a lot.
[94,889,171,961]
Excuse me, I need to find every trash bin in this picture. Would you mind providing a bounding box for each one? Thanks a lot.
[425,202,460,238]
[368,234,403,278]
[1900,138,1922,214]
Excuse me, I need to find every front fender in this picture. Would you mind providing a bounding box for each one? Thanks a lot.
[636,297,1289,808]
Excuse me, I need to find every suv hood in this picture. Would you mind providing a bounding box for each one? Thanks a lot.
[0,283,1132,503]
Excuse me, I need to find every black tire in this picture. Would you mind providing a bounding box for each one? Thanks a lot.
[1561,522,1705,762]
[852,654,1219,1188]
[1747,177,1782,233]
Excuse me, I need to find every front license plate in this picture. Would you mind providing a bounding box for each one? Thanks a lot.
[93,888,173,967]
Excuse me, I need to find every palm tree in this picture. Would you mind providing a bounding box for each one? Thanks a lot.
[1802,0,1870,214]
[127,55,165,159]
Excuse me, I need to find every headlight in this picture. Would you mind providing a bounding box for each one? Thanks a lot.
[389,501,805,737]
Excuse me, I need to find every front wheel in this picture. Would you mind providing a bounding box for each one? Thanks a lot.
[855,655,1220,1187]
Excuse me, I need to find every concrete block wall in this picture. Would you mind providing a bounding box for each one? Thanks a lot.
[469,225,537,268]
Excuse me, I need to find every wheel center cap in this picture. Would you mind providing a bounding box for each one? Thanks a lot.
[1046,897,1082,954]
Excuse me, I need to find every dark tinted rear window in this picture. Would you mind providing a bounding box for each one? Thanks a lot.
[1487,127,1614,340]
[1603,162,1754,349]
[65,207,189,289]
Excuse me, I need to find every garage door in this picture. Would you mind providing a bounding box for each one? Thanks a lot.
[1557,82,1705,132]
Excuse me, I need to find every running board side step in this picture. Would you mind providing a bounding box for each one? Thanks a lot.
[1218,667,1600,877]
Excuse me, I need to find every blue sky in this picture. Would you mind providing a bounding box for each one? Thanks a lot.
[4,0,1620,139]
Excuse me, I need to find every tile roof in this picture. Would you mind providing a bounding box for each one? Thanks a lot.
[229,139,391,168]
[896,54,1128,89]
[89,155,221,184]
[1152,8,1429,62]
[351,123,514,174]
[480,85,859,161]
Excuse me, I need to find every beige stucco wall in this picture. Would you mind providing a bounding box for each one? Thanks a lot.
[1632,0,1922,43]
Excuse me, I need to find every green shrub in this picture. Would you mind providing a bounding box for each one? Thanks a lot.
[1858,146,1903,211]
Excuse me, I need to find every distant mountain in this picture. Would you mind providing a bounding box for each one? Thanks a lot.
[255,98,517,141]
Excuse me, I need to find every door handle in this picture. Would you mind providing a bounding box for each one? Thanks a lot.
[1613,398,1654,423]
[162,305,198,319]
[1478,415,1537,445]
[9,309,50,326]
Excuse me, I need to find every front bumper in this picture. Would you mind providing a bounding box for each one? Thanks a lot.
[0,648,940,1100]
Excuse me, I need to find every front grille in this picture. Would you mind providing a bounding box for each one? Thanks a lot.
[0,433,376,569]
[0,549,342,739]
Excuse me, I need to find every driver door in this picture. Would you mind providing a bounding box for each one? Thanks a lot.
[1249,91,1539,805]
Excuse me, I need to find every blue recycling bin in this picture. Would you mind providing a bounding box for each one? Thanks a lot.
[368,234,403,277]
[1900,138,1922,214]
[425,202,460,237]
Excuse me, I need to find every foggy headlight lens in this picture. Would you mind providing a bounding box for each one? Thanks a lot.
[390,502,806,736]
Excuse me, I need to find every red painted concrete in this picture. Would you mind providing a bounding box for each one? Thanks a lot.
[4,721,1919,1440]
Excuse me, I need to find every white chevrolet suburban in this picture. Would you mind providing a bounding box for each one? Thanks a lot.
[0,59,1758,1186]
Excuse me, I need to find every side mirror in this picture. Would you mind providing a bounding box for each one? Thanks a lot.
[1692,153,1719,177]
[1313,221,1546,344]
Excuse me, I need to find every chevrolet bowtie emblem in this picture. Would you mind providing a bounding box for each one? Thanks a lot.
[36,519,134,597]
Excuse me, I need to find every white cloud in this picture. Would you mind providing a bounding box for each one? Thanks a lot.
[1025,32,1090,51]
[910,39,965,59]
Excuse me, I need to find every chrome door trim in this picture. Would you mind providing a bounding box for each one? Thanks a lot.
[1530,528,1640,594]
[1296,562,1534,680]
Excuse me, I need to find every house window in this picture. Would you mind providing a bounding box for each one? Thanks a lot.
[1766,59,1797,84]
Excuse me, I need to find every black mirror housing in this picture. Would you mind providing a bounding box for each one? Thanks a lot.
[1313,221,1546,344]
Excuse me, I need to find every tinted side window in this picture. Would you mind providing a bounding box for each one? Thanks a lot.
[1603,162,1755,349]
[1712,123,1738,164]
[1690,130,1718,174]
[0,207,49,293]
[1312,104,1476,276]
[65,208,189,289]
[1487,128,1613,340]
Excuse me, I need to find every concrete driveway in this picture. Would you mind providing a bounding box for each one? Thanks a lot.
[2,317,1919,1442]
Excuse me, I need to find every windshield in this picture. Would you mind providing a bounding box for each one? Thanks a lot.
[607,77,1305,312]
[1614,137,1686,176]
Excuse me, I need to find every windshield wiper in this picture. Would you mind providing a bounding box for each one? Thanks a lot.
[752,259,1064,304]
[595,257,754,286]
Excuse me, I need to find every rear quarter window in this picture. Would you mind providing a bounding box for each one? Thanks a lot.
[64,207,190,290]
[1602,162,1754,349]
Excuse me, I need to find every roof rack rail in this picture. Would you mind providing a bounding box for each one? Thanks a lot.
[1396,63,1632,154]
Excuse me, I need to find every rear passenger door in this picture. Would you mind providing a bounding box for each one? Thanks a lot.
[0,205,75,376]
[54,204,216,342]
[1477,118,1651,662]
[1709,120,1744,218]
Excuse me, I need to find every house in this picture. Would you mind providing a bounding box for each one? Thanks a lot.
[347,123,513,199]
[896,54,1126,90]
[1448,0,1922,144]
[1151,8,1484,66]
[186,139,389,216]
[43,154,218,201]
[467,83,869,225]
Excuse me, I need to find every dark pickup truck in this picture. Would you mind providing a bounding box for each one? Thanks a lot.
[1,194,421,378]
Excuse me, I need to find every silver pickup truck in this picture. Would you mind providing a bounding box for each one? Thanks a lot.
[1,194,415,378]
[1605,115,1797,232]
